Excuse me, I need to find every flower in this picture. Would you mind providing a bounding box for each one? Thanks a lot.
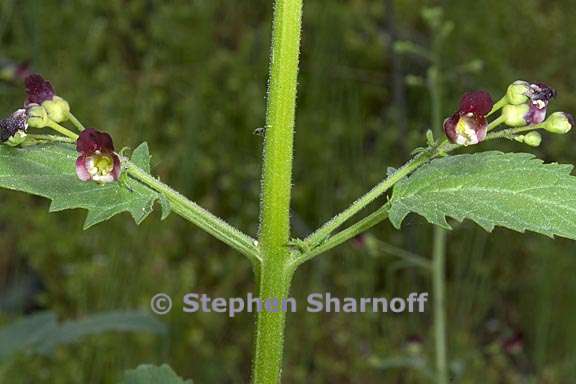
[443,90,493,145]
[75,128,121,183]
[0,109,28,143]
[506,81,556,125]
[24,73,70,123]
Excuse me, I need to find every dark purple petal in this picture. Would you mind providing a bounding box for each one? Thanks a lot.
[75,154,91,181]
[443,113,460,143]
[458,90,494,115]
[524,102,547,125]
[76,128,115,154]
[0,109,27,142]
[529,82,556,103]
[111,153,121,181]
[25,73,55,105]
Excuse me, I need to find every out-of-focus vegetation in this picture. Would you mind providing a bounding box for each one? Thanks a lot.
[1,0,576,382]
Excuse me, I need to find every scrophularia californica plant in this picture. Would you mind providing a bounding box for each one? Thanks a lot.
[1,5,576,382]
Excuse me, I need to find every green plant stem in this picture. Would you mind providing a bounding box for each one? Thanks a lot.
[432,226,448,384]
[300,116,515,259]
[487,96,508,117]
[252,0,303,383]
[293,204,390,266]
[46,121,79,140]
[67,112,86,131]
[429,55,449,384]
[124,161,260,264]
[27,134,75,143]
[304,151,433,249]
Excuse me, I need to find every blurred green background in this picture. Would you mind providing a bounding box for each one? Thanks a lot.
[2,0,576,382]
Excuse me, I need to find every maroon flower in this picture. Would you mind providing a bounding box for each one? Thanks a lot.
[24,73,56,106]
[0,109,28,142]
[75,128,121,183]
[443,90,494,145]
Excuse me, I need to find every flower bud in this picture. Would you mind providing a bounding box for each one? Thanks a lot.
[543,112,574,134]
[523,131,542,147]
[502,104,530,127]
[506,80,530,105]
[41,96,70,123]
[26,104,50,128]
[6,130,27,147]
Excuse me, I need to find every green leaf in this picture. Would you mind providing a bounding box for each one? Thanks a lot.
[131,142,152,173]
[0,143,158,228]
[389,151,576,240]
[122,364,192,384]
[0,311,166,362]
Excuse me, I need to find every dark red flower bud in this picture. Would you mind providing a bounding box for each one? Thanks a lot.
[75,128,120,183]
[443,91,493,145]
[24,74,56,106]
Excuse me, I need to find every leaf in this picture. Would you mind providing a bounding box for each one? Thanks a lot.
[121,364,192,384]
[131,142,152,173]
[35,311,167,355]
[389,151,576,240]
[0,312,55,362]
[0,311,166,362]
[0,143,158,228]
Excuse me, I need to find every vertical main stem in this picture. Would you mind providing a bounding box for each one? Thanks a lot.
[253,0,303,383]
[432,227,448,384]
[429,54,449,384]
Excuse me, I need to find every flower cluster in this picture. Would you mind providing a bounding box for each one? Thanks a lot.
[503,81,556,126]
[444,80,573,146]
[0,73,120,183]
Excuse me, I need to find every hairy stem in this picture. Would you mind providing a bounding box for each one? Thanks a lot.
[253,0,303,383]
[429,57,449,384]
[432,226,448,384]
[294,204,390,266]
[125,161,260,264]
[304,151,433,249]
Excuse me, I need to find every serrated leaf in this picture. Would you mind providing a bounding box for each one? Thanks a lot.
[122,364,192,384]
[389,151,576,240]
[0,143,158,228]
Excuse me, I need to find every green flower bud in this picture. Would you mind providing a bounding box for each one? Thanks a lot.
[543,112,574,134]
[42,96,70,123]
[26,105,50,128]
[523,131,542,147]
[506,80,530,105]
[6,130,27,147]
[502,104,530,127]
